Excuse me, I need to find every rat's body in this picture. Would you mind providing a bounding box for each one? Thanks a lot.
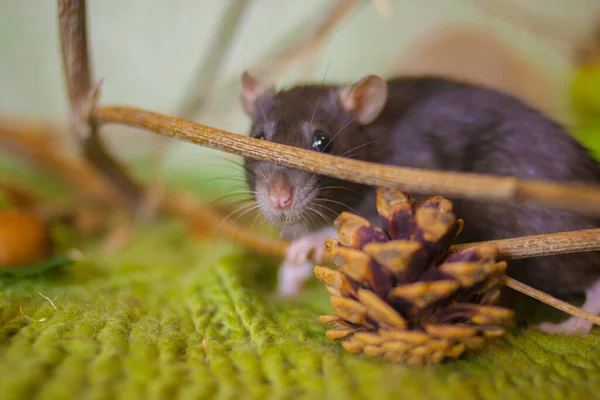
[240,73,600,334]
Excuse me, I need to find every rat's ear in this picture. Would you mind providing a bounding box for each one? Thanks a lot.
[339,75,388,124]
[241,70,269,116]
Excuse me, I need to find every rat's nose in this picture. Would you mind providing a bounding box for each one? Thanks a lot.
[267,177,293,209]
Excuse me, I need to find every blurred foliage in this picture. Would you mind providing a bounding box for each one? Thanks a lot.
[570,66,600,159]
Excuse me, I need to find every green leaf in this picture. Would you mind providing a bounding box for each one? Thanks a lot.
[0,255,74,277]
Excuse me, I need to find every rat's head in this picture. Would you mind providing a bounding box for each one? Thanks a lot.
[240,71,388,229]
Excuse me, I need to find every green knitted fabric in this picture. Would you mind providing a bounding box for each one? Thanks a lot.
[0,221,599,400]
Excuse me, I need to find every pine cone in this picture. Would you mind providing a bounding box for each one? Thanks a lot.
[315,188,514,366]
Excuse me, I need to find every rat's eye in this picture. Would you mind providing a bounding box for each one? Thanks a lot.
[312,130,332,153]
[253,132,265,140]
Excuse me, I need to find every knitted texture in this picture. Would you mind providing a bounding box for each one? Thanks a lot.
[0,221,600,400]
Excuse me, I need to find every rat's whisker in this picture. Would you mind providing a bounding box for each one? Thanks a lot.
[230,203,262,228]
[192,175,249,185]
[309,63,332,126]
[248,209,261,232]
[298,215,311,236]
[210,194,255,208]
[314,186,362,196]
[303,207,321,229]
[213,201,259,236]
[315,198,361,215]
[322,116,357,153]
[255,212,269,233]
[306,206,330,226]
[256,101,268,121]
[311,202,339,219]
[195,163,246,174]
[212,189,256,199]
[339,140,377,158]
[306,202,331,221]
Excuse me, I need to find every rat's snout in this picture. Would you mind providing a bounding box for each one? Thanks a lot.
[267,173,294,209]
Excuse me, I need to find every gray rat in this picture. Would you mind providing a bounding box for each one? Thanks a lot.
[239,71,600,334]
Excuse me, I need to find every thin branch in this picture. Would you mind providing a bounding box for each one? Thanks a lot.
[450,228,600,260]
[163,192,286,258]
[0,181,43,208]
[139,0,251,220]
[177,0,251,119]
[500,276,600,327]
[58,0,142,210]
[7,111,597,262]
[4,113,600,327]
[94,106,600,216]
[0,115,119,203]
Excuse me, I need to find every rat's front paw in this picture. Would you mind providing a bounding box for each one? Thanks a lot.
[276,227,337,296]
[276,260,313,297]
[284,227,336,265]
[537,317,594,335]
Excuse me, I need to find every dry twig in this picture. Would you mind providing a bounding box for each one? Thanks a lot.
[140,0,251,220]
[177,0,251,119]
[0,115,116,203]
[500,276,600,327]
[450,228,600,260]
[163,192,287,258]
[95,106,600,217]
[58,0,142,210]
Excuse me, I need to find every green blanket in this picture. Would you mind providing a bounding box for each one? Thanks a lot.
[0,221,599,400]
